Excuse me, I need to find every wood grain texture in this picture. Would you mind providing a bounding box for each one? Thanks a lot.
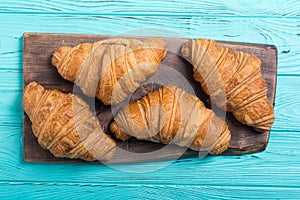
[0,15,299,74]
[1,0,300,17]
[22,33,276,163]
[0,183,300,199]
[1,127,300,187]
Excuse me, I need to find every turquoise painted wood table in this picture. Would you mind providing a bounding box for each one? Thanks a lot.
[1,0,300,199]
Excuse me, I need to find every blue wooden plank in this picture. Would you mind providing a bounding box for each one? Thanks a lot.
[273,76,300,131]
[0,14,299,74]
[0,0,299,17]
[0,127,299,187]
[0,182,299,199]
[0,92,22,127]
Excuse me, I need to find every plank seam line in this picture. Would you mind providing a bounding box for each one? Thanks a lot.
[1,181,300,188]
[277,74,300,77]
[0,12,300,19]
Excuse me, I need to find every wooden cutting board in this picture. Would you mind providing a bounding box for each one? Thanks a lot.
[23,33,277,163]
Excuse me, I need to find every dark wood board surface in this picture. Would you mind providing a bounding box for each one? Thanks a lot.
[23,33,277,164]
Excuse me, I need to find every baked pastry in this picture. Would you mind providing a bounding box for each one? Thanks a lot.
[51,38,167,105]
[110,85,231,155]
[23,82,116,161]
[182,38,274,131]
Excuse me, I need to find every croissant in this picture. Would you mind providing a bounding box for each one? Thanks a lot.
[51,38,167,105]
[23,82,116,161]
[182,38,274,131]
[110,86,231,155]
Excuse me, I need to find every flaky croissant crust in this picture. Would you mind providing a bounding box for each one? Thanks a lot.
[52,38,167,105]
[110,85,231,155]
[182,39,274,131]
[23,82,116,161]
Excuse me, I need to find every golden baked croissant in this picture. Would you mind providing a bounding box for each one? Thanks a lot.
[51,38,167,105]
[182,38,274,131]
[23,82,116,161]
[110,86,231,155]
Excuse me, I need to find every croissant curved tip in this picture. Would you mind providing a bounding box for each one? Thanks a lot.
[51,46,71,68]
[109,121,132,141]
[23,81,44,98]
[23,81,45,116]
[181,40,193,59]
[253,125,271,132]
[24,81,38,91]
[144,38,167,58]
[210,125,231,155]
